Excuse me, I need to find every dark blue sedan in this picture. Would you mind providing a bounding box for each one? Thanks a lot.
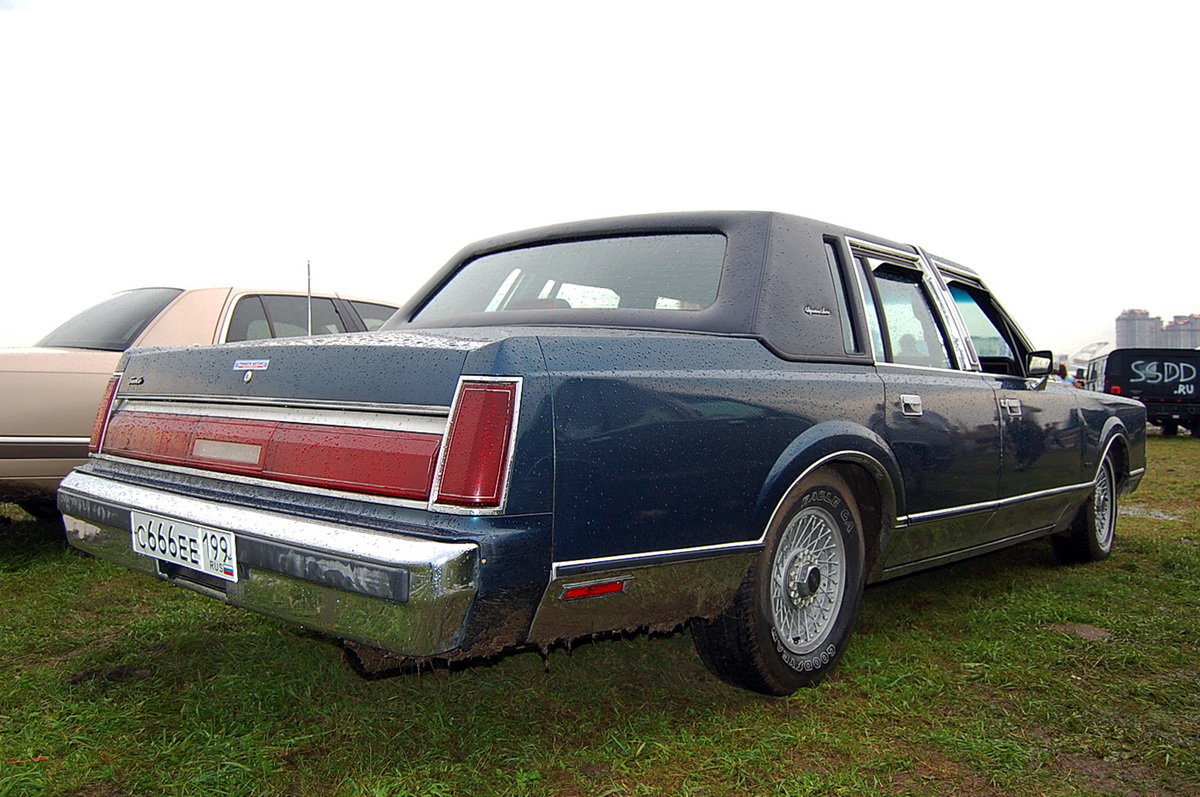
[58,212,1146,695]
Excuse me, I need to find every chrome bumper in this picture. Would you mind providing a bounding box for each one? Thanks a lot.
[58,470,479,657]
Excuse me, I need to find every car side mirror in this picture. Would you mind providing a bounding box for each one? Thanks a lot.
[1026,350,1054,378]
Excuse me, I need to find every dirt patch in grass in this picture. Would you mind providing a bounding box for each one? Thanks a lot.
[889,749,1007,796]
[1042,623,1112,640]
[1052,754,1180,795]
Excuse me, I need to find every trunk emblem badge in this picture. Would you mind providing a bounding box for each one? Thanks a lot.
[233,359,268,384]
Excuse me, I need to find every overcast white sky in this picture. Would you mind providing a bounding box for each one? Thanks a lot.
[1,1,1197,358]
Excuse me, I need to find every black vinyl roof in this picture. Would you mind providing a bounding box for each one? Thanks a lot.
[391,211,925,361]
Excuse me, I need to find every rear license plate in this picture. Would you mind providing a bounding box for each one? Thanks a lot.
[131,511,238,582]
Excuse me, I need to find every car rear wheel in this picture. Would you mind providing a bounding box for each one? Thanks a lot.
[1052,455,1117,564]
[692,470,865,696]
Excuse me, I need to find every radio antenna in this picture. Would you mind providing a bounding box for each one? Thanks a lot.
[306,260,313,335]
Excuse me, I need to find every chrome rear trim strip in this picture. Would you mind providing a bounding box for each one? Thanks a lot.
[115,399,448,435]
[115,393,451,417]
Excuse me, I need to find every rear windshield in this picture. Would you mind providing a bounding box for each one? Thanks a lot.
[412,234,727,323]
[36,288,184,351]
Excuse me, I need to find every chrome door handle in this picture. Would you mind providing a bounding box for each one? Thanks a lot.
[1000,397,1022,417]
[900,394,923,417]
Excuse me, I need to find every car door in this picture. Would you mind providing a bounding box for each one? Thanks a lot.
[943,276,1083,536]
[849,242,1003,571]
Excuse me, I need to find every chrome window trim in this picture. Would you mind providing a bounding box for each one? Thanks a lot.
[933,266,1040,366]
[848,239,977,373]
[0,436,91,445]
[848,240,946,369]
[847,247,882,365]
[934,268,1001,371]
[929,257,979,281]
[844,236,921,264]
[875,361,990,376]
[864,251,959,371]
[917,248,978,371]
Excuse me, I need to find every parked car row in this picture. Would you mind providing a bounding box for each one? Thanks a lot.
[0,287,398,515]
[51,212,1146,695]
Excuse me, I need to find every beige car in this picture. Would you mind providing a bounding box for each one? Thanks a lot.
[0,287,398,514]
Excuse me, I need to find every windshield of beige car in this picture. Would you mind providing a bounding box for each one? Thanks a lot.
[37,288,184,351]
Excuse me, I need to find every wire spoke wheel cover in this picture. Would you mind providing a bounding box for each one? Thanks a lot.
[691,469,867,696]
[1052,453,1119,564]
[1092,459,1115,552]
[770,505,847,656]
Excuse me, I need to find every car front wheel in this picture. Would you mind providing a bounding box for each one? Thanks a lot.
[1052,455,1117,564]
[692,470,866,696]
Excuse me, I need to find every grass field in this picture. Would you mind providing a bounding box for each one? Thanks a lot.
[1,436,1197,796]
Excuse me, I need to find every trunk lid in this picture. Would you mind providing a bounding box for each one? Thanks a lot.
[115,329,495,408]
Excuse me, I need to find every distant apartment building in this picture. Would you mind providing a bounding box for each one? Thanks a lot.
[1116,309,1200,348]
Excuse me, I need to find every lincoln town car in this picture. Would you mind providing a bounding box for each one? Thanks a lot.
[57,212,1146,695]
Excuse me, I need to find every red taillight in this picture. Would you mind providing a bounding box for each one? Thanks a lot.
[101,412,441,500]
[94,376,520,508]
[1108,384,1122,395]
[264,424,440,499]
[434,379,519,508]
[89,376,121,454]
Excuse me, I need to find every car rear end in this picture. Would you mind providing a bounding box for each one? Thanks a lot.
[58,330,554,660]
[1101,349,1200,436]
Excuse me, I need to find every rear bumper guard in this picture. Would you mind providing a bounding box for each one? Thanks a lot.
[58,470,478,656]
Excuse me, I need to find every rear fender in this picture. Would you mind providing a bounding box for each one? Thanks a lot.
[754,420,904,581]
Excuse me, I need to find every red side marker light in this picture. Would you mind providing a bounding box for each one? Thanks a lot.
[563,579,628,601]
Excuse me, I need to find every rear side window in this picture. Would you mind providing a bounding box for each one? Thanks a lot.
[36,288,184,351]
[413,234,727,322]
[350,301,397,331]
[226,295,351,342]
[857,260,953,369]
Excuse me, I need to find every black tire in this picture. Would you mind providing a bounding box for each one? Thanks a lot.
[15,499,62,522]
[692,471,866,696]
[1052,456,1117,564]
[1162,421,1179,437]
